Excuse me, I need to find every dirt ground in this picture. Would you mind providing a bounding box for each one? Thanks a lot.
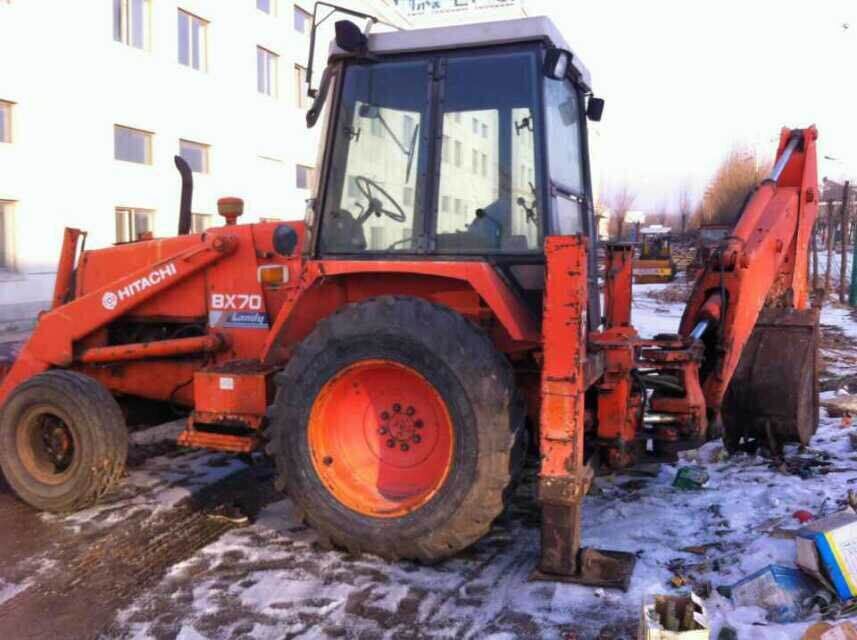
[3,286,857,640]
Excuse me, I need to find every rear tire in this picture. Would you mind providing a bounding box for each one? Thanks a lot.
[268,296,524,563]
[0,370,128,512]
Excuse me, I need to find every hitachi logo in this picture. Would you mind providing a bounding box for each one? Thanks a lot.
[101,263,178,310]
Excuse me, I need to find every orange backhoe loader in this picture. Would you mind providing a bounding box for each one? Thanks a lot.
[0,11,820,589]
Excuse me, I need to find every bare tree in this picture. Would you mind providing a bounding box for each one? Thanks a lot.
[650,200,670,226]
[699,146,771,226]
[607,184,637,240]
[677,182,693,237]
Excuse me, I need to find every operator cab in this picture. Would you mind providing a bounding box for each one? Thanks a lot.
[306,16,602,315]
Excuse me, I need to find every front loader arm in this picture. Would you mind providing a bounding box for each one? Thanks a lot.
[0,233,237,406]
[679,126,820,413]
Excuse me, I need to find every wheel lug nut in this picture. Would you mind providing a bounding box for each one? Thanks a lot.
[415,419,424,429]
[322,456,334,466]
[386,439,396,449]
[400,443,409,452]
[378,427,388,436]
[381,412,390,421]
[406,406,415,416]
[412,434,422,444]
[393,403,402,413]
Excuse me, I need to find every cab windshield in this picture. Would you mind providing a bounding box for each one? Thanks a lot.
[318,49,545,255]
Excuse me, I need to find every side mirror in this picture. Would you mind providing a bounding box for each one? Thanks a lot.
[544,48,572,80]
[586,97,605,122]
[335,20,368,54]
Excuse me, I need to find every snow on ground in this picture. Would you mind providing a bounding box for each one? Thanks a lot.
[105,284,857,640]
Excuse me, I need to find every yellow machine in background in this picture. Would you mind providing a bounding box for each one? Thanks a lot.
[634,225,676,284]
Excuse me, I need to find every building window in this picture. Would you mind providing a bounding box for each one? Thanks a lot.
[472,118,478,134]
[402,115,416,144]
[191,213,212,233]
[179,139,209,173]
[257,47,279,96]
[454,140,462,167]
[441,195,450,213]
[403,187,414,207]
[471,149,478,174]
[347,176,361,198]
[178,10,208,71]
[294,65,310,109]
[370,227,384,251]
[294,5,311,32]
[482,123,488,139]
[0,100,12,143]
[113,0,150,49]
[0,201,14,270]
[114,125,152,164]
[257,0,275,14]
[454,198,463,215]
[296,164,314,190]
[115,207,155,243]
[442,135,450,163]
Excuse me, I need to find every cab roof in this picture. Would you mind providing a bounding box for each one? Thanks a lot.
[331,16,592,91]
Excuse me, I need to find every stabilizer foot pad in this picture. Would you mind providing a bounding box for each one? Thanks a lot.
[530,548,636,592]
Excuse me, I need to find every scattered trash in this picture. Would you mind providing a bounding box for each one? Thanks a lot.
[716,627,737,640]
[729,564,820,623]
[670,575,688,588]
[794,510,815,524]
[681,543,721,556]
[804,623,835,640]
[627,463,663,478]
[206,502,250,525]
[823,597,857,620]
[777,451,833,479]
[639,593,709,639]
[797,510,857,600]
[673,466,709,490]
[803,622,857,640]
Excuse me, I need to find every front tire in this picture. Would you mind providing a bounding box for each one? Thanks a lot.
[0,370,128,512]
[269,296,523,562]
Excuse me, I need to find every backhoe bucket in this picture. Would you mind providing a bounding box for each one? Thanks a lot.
[722,307,819,452]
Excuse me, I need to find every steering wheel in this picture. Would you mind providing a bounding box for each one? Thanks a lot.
[354,176,407,223]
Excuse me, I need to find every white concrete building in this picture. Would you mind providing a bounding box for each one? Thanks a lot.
[0,0,404,329]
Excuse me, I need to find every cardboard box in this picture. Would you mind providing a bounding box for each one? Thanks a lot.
[821,623,857,640]
[729,565,818,623]
[638,593,709,640]
[797,510,857,601]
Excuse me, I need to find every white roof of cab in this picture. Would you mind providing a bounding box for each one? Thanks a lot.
[331,17,592,91]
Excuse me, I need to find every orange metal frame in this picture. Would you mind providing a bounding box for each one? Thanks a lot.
[679,126,820,412]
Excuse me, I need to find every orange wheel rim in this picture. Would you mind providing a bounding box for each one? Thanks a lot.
[308,360,454,518]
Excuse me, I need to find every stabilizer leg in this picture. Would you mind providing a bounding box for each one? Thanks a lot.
[532,237,636,590]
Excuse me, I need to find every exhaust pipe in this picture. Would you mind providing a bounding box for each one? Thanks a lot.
[174,155,193,235]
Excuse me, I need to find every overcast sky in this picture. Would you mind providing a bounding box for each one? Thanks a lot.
[525,0,857,211]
